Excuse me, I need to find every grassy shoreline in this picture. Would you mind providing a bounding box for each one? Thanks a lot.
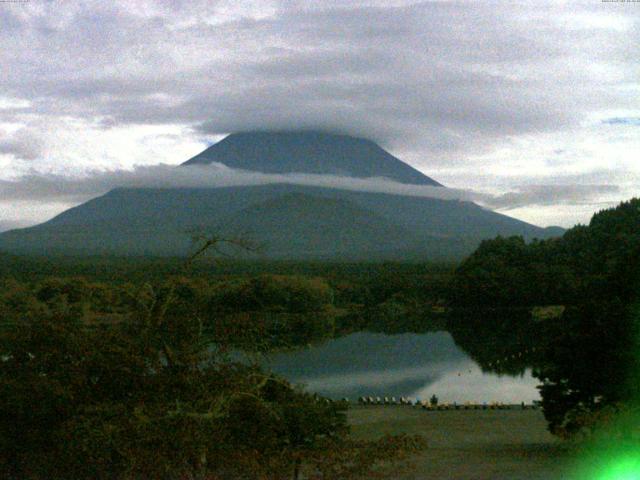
[348,406,575,479]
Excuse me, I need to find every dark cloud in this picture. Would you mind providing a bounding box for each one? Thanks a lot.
[0,128,45,161]
[1,1,637,165]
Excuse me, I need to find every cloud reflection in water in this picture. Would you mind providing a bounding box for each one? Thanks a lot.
[264,332,541,402]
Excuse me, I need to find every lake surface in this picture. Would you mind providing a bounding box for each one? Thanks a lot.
[263,332,540,403]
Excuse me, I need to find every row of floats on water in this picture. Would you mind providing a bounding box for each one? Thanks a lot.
[487,346,537,368]
[352,396,541,410]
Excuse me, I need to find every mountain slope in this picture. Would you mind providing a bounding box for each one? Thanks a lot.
[0,131,563,260]
[220,192,420,259]
[0,184,558,259]
[183,131,441,186]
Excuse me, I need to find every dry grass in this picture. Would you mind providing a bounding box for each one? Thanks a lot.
[348,406,575,480]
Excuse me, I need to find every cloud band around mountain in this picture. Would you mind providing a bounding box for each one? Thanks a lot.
[0,163,619,218]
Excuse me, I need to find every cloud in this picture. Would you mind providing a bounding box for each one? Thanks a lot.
[488,184,621,210]
[0,220,30,233]
[0,163,473,203]
[1,1,638,162]
[0,96,31,110]
[293,362,450,393]
[0,0,638,228]
[0,127,45,161]
[602,117,640,126]
[0,163,620,218]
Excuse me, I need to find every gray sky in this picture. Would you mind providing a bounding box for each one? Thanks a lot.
[0,0,638,229]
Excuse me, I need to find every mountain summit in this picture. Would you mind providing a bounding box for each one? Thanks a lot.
[183,131,441,186]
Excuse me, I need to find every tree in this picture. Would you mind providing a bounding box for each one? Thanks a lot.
[450,198,640,437]
[0,236,425,478]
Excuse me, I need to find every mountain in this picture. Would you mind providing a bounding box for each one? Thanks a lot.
[183,131,441,186]
[0,131,562,260]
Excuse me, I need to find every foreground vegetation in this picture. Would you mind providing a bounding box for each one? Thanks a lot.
[0,266,427,479]
[1,198,638,477]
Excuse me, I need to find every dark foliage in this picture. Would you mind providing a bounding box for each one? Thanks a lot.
[0,269,428,478]
[449,198,640,437]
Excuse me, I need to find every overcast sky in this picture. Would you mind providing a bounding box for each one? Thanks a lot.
[0,0,638,230]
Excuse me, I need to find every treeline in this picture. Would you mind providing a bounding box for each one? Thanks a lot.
[451,198,639,308]
[0,253,454,282]
[0,268,449,351]
[449,198,640,437]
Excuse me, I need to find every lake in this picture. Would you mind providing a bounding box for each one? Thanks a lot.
[263,332,541,403]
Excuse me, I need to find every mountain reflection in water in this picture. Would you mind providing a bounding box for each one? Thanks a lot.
[263,332,540,403]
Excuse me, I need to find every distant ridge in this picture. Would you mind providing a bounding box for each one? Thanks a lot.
[183,131,441,186]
